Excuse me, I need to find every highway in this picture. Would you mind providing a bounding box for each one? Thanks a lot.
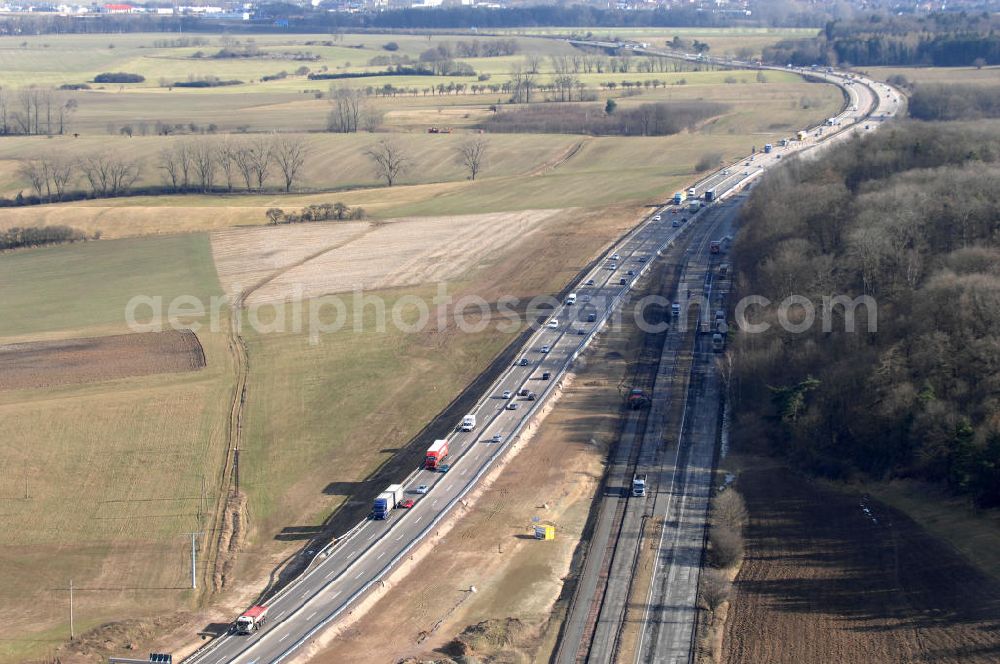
[554,49,904,664]
[184,55,903,664]
[185,171,711,664]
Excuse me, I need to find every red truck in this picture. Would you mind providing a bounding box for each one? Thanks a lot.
[234,605,268,634]
[425,439,449,470]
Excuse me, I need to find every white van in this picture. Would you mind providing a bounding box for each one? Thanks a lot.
[460,414,476,432]
[566,293,577,305]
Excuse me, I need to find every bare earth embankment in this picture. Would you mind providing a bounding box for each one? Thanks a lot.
[724,467,1000,664]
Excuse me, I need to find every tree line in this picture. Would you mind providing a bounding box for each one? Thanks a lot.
[764,12,1000,67]
[15,134,310,204]
[0,225,92,252]
[0,85,78,136]
[479,100,726,137]
[730,121,1000,507]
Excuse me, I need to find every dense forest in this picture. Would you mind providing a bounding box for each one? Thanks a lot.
[730,121,1000,507]
[764,12,1000,66]
[908,84,1000,120]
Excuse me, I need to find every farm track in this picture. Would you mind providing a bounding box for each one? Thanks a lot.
[205,225,378,592]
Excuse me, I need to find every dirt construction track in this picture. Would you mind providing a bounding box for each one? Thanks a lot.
[0,330,205,390]
[724,467,1000,664]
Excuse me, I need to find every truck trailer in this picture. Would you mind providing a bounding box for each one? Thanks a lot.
[704,188,716,202]
[673,191,686,205]
[373,483,406,519]
[234,606,268,635]
[688,201,701,213]
[425,439,449,470]
[764,143,773,154]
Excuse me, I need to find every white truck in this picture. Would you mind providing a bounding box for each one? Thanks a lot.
[460,414,476,432]
[234,606,268,634]
[566,293,577,305]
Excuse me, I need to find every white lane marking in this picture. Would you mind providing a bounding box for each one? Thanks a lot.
[460,467,468,476]
[278,634,289,643]
[414,517,422,524]
[446,484,454,491]
[356,571,365,579]
[325,570,335,579]
[300,591,309,599]
[276,610,287,619]
[307,611,317,621]
[330,590,342,599]
[396,533,404,541]
[368,533,375,541]
[377,551,386,560]
[432,499,438,507]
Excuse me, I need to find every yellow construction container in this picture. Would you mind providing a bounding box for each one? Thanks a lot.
[533,525,556,540]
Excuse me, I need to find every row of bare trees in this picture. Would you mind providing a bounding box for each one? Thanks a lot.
[0,85,78,136]
[17,135,309,203]
[18,153,140,201]
[158,135,309,193]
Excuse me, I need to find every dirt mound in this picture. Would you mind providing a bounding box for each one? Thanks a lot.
[440,618,528,660]
[724,466,1000,664]
[0,330,205,391]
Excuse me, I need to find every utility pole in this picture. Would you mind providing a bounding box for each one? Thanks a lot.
[69,579,74,641]
[187,532,203,589]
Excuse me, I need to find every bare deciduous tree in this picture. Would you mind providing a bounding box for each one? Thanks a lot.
[18,155,75,202]
[327,85,365,133]
[247,136,272,191]
[191,141,217,192]
[217,137,238,192]
[456,137,489,181]
[698,568,732,614]
[365,139,409,187]
[272,135,309,193]
[80,153,140,197]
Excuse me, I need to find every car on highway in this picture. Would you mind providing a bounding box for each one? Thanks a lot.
[608,262,617,270]
[501,390,513,399]
[653,215,661,221]
[547,319,559,329]
[540,345,551,353]
[438,464,450,473]
[723,169,731,175]
[611,253,621,261]
[518,387,530,396]
[587,313,597,322]
[541,371,551,380]
[619,277,627,285]
[585,278,595,286]
[414,484,430,494]
[636,256,647,263]
[398,499,415,509]
[577,327,586,335]
[507,402,519,411]
[490,433,503,443]
[626,270,635,276]
[527,392,537,401]
[518,357,530,366]
[681,217,687,223]
[672,220,681,227]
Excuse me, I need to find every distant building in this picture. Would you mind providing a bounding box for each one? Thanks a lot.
[102,3,133,13]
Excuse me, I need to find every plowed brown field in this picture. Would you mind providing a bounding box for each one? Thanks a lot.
[724,467,1000,664]
[0,330,205,390]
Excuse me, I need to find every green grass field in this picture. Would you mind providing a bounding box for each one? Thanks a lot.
[865,64,1000,86]
[0,234,221,338]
